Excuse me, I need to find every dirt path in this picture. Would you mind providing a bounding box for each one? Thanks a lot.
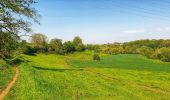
[0,67,19,100]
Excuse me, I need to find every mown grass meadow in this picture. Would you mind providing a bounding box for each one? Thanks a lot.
[2,51,170,100]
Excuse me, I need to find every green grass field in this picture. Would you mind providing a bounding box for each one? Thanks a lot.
[3,51,170,100]
[0,59,15,93]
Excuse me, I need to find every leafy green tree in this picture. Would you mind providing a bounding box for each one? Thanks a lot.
[162,40,170,47]
[136,46,154,58]
[0,0,40,58]
[19,40,36,55]
[63,41,75,54]
[73,36,85,51]
[154,47,170,62]
[49,38,63,54]
[31,33,48,53]
[0,0,40,36]
[0,32,18,58]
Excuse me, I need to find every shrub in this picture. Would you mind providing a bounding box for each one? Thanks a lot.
[22,45,36,55]
[154,47,170,62]
[136,46,154,58]
[93,54,100,61]
[63,41,75,54]
[0,59,9,69]
[86,44,100,52]
[7,58,23,65]
[102,47,124,55]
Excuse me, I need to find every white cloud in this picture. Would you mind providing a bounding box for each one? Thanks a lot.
[123,29,146,34]
[157,26,170,32]
[164,27,170,31]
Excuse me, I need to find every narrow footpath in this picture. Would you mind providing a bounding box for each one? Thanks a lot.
[0,67,19,100]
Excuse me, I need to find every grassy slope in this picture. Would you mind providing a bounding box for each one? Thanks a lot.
[70,54,170,72]
[0,59,15,93]
[5,52,170,100]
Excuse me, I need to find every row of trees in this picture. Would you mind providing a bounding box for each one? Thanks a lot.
[1,32,170,62]
[101,39,170,62]
[20,33,85,55]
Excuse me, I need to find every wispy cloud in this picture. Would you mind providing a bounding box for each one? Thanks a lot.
[123,29,146,34]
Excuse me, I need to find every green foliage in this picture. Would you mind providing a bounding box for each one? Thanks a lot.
[19,40,36,55]
[0,58,8,69]
[22,45,36,55]
[93,54,100,61]
[102,47,124,54]
[0,0,40,57]
[123,39,170,50]
[6,57,23,65]
[102,43,124,54]
[123,46,138,54]
[73,36,85,51]
[0,32,18,58]
[31,33,48,53]
[154,47,170,62]
[0,0,40,35]
[76,43,85,51]
[63,41,75,54]
[100,39,170,62]
[86,44,101,53]
[136,46,154,58]
[20,40,27,48]
[162,40,170,47]
[73,36,82,46]
[49,38,64,54]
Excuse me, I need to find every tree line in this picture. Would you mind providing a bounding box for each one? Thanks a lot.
[100,39,170,62]
[19,33,85,55]
[0,32,170,62]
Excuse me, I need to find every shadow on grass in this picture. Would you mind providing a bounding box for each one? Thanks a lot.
[24,53,37,56]
[32,66,84,72]
[5,58,24,66]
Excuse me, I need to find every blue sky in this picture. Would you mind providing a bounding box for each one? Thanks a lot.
[30,0,170,44]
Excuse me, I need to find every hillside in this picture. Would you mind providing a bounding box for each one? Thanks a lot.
[4,52,170,100]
